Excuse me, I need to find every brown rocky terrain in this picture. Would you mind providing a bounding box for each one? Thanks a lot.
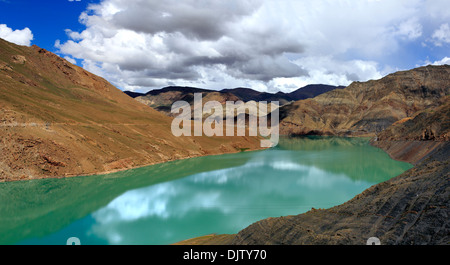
[279,65,450,136]
[371,99,449,164]
[0,38,263,182]
[133,86,241,117]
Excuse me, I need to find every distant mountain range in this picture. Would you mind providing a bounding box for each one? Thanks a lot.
[125,84,344,102]
[124,66,450,139]
[124,84,344,116]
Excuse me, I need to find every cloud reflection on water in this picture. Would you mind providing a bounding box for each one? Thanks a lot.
[90,154,370,244]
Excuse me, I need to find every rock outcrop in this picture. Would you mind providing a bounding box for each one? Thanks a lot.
[371,100,449,164]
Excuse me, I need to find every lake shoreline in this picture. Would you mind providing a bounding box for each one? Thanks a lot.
[1,141,269,183]
[1,134,372,183]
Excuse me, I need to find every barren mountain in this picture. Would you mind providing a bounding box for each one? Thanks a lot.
[0,38,262,182]
[222,85,344,103]
[128,84,343,117]
[279,65,450,136]
[134,86,241,117]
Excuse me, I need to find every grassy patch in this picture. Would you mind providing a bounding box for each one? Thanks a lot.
[238,147,250,152]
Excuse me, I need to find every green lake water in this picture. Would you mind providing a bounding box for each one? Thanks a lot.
[0,136,412,245]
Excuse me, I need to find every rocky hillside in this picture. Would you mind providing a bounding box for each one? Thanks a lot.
[377,99,449,142]
[371,99,449,164]
[0,38,262,182]
[279,65,450,136]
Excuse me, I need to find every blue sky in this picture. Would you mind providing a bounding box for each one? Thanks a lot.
[0,0,97,52]
[0,0,449,93]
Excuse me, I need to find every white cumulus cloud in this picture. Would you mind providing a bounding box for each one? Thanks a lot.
[431,23,450,46]
[0,24,33,46]
[431,57,450,65]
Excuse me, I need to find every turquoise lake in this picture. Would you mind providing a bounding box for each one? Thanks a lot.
[0,136,413,245]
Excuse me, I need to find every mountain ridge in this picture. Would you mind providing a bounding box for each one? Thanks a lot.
[126,84,343,117]
[125,84,344,102]
[278,65,450,136]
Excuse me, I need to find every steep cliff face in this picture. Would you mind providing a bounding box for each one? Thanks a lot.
[377,99,449,142]
[279,65,450,136]
[371,99,449,164]
[0,39,262,181]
